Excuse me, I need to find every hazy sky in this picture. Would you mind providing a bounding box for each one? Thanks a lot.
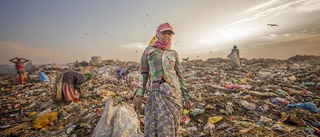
[1,0,320,64]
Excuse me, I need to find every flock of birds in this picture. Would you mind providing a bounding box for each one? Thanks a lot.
[83,12,279,59]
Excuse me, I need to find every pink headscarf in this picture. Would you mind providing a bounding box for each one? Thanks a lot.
[152,23,174,50]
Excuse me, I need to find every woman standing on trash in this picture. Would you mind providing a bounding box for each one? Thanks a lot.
[229,45,240,58]
[9,57,29,74]
[134,23,192,137]
[10,57,29,84]
[227,45,241,68]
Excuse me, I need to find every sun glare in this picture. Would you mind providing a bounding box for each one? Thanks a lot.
[214,28,257,41]
[199,40,206,43]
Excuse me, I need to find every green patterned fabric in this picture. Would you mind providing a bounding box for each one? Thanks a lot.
[136,46,191,137]
[136,46,190,100]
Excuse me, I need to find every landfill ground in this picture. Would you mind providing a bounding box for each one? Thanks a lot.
[0,55,319,137]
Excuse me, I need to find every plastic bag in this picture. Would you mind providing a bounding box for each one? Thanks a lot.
[288,102,319,114]
[208,116,223,124]
[38,72,49,83]
[92,97,143,137]
[34,112,58,129]
[190,108,205,116]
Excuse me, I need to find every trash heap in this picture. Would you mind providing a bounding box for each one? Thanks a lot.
[0,64,138,137]
[0,55,319,137]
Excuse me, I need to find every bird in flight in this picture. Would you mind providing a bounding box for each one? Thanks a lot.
[267,24,279,27]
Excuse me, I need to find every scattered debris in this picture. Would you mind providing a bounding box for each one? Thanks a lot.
[0,55,319,136]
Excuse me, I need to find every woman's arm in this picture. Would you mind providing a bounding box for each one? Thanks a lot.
[21,58,29,63]
[136,48,149,96]
[9,58,17,63]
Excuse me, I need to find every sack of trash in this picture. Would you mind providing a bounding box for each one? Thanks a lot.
[51,72,65,102]
[92,97,143,137]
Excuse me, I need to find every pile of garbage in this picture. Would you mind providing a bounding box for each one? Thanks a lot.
[0,55,319,137]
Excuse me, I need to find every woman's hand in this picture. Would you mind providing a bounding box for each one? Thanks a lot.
[134,96,143,112]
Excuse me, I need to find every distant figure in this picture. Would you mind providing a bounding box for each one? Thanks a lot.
[182,57,189,62]
[53,71,89,102]
[10,57,29,84]
[9,57,29,75]
[117,68,130,84]
[230,45,239,58]
[227,45,241,68]
[38,70,50,83]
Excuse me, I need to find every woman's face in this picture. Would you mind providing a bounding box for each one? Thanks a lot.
[159,30,174,43]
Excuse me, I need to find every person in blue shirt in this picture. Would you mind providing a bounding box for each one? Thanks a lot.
[117,68,130,84]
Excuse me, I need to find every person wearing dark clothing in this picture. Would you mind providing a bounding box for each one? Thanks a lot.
[54,71,88,102]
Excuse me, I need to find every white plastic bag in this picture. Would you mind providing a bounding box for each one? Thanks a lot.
[92,97,143,137]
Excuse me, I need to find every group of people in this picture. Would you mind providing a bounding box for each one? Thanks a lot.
[9,57,92,103]
[9,56,132,103]
[9,22,241,136]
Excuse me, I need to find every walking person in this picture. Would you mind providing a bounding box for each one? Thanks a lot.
[227,45,241,69]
